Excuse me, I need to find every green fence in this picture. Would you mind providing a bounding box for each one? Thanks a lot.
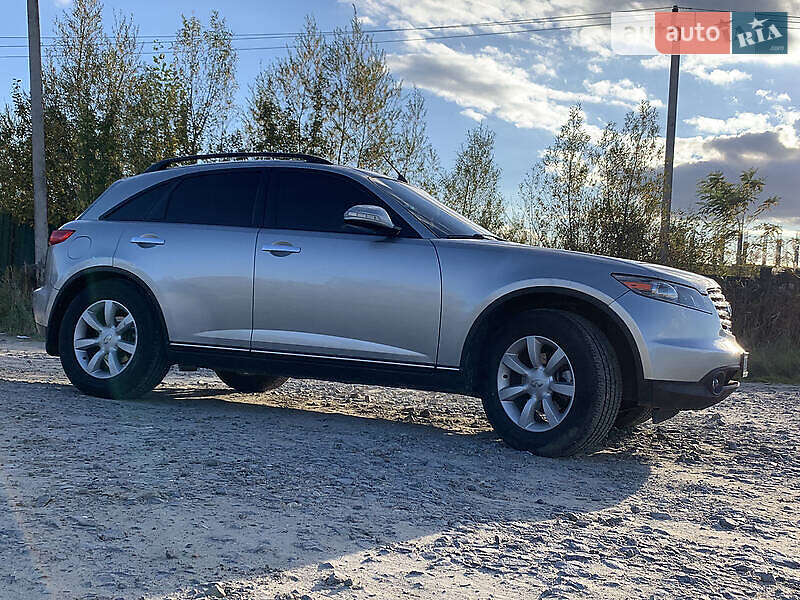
[0,212,35,270]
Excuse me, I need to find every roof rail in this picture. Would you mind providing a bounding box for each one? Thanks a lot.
[142,152,333,173]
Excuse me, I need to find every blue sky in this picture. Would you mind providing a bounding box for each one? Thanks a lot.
[1,0,799,233]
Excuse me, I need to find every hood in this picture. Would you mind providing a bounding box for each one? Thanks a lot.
[484,241,719,292]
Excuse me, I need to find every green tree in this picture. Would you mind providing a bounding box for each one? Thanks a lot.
[697,168,779,267]
[589,101,662,260]
[440,124,505,232]
[519,105,592,251]
[170,12,238,155]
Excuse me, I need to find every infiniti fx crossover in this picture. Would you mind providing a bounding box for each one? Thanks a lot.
[33,152,748,456]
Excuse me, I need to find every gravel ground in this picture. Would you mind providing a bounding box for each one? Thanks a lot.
[0,334,798,600]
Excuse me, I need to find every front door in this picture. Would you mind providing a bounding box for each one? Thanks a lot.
[252,168,441,364]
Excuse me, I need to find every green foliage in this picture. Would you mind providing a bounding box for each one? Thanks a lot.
[0,0,238,226]
[0,267,38,337]
[440,124,506,232]
[697,168,779,267]
[244,15,438,187]
[518,102,663,257]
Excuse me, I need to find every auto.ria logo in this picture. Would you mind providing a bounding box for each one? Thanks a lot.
[611,11,788,55]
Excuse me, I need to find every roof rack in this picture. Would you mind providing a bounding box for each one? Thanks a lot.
[142,152,333,173]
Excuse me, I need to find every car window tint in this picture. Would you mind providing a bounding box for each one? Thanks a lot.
[272,169,413,236]
[165,170,261,227]
[104,183,169,222]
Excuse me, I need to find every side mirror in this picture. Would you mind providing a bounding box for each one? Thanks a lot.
[343,205,400,235]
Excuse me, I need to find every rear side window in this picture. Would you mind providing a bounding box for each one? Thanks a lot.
[104,183,169,222]
[270,169,414,236]
[165,170,261,227]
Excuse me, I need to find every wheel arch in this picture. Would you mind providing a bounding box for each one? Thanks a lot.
[460,287,646,404]
[46,267,168,356]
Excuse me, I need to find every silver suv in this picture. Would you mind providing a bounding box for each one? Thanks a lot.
[33,152,748,456]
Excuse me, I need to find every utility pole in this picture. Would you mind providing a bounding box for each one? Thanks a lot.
[658,5,680,264]
[27,0,48,283]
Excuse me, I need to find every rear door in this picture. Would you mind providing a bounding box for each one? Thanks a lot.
[251,168,442,365]
[110,168,264,349]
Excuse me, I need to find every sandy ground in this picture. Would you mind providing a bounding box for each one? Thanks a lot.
[0,334,798,600]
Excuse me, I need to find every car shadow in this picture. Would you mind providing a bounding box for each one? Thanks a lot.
[0,376,651,599]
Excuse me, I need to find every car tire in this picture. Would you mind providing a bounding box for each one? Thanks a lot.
[215,370,288,393]
[481,309,622,457]
[614,406,652,429]
[59,279,170,399]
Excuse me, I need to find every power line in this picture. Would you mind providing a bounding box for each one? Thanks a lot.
[2,6,797,59]
[0,6,672,41]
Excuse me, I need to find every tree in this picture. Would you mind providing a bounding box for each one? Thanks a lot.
[170,12,238,156]
[518,105,592,251]
[390,87,440,190]
[589,101,662,260]
[440,124,505,232]
[697,168,779,267]
[245,17,328,154]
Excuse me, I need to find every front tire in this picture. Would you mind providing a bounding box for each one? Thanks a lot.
[481,309,622,457]
[215,370,288,393]
[59,280,170,399]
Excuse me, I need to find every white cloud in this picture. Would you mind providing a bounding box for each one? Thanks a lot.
[684,112,772,136]
[387,42,585,132]
[641,54,751,85]
[583,78,664,109]
[756,89,791,103]
[460,108,486,122]
[54,0,72,6]
[685,64,751,86]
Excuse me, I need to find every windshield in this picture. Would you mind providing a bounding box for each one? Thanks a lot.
[371,177,496,239]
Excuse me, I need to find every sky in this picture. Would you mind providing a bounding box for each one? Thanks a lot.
[1,0,799,234]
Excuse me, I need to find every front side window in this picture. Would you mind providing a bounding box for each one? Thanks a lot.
[165,170,261,227]
[372,177,495,239]
[270,169,414,236]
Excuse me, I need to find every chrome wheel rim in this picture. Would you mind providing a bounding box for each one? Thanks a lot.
[73,300,137,379]
[496,335,576,432]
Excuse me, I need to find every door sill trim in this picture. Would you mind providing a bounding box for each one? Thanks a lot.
[169,342,439,369]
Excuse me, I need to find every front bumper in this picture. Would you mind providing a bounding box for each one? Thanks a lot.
[644,356,747,411]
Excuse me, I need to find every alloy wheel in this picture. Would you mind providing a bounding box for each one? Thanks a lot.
[73,300,137,379]
[496,335,576,432]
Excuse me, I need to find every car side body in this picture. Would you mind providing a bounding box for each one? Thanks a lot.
[32,157,747,455]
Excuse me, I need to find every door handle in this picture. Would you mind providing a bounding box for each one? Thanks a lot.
[262,243,301,256]
[130,235,165,246]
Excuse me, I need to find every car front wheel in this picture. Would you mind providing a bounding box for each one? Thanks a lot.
[481,309,622,457]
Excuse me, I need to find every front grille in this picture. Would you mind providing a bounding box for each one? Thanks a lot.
[707,287,732,332]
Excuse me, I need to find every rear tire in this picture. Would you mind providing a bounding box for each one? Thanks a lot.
[480,309,622,457]
[614,406,652,429]
[215,370,288,393]
[59,280,170,399]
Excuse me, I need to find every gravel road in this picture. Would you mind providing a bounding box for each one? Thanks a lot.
[0,335,798,600]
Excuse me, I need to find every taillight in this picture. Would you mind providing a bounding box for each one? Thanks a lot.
[49,229,75,245]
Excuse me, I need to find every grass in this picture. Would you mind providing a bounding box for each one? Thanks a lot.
[0,266,39,337]
[744,341,800,385]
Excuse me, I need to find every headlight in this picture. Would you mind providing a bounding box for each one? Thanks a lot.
[612,274,710,313]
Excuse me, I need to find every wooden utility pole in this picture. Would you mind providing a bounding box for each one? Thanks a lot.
[658,5,680,264]
[27,0,48,282]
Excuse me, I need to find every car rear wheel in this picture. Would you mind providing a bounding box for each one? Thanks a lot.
[59,280,170,399]
[614,406,652,429]
[481,309,622,457]
[215,370,288,393]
